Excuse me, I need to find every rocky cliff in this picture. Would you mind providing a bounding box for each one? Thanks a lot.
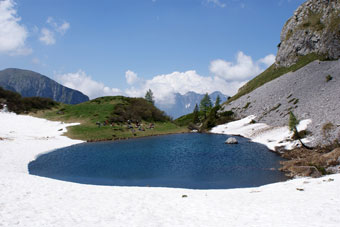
[221,0,340,147]
[0,68,89,104]
[276,0,340,67]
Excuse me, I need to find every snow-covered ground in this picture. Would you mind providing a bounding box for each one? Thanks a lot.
[1,112,340,227]
[211,115,313,151]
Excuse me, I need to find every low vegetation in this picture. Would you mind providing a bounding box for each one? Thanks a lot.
[299,10,324,31]
[226,53,328,104]
[34,96,187,141]
[175,94,235,132]
[0,86,57,113]
[326,74,333,82]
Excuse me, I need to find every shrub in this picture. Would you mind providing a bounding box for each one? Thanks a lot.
[326,75,333,82]
[243,102,251,109]
[0,86,57,113]
[110,97,170,123]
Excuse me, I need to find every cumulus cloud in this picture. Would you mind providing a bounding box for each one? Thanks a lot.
[39,17,70,45]
[56,70,122,99]
[39,28,55,45]
[205,0,226,8]
[125,70,140,85]
[0,0,31,55]
[209,51,274,81]
[259,54,276,67]
[125,70,245,106]
[56,52,274,106]
[124,52,274,106]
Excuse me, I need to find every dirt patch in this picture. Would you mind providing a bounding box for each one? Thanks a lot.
[280,147,340,177]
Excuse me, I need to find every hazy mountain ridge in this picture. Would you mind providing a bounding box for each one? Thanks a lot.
[0,68,89,104]
[157,91,228,119]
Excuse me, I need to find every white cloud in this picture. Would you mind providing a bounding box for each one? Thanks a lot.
[39,28,55,45]
[209,51,274,81]
[0,0,30,55]
[124,52,274,106]
[125,70,245,106]
[39,17,70,45]
[57,21,70,35]
[47,17,70,35]
[259,54,276,67]
[56,70,122,99]
[205,0,226,8]
[125,70,140,85]
[56,52,274,106]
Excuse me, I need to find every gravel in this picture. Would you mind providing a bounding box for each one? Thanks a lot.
[221,59,340,147]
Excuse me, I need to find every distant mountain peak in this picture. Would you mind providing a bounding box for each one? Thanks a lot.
[0,68,89,104]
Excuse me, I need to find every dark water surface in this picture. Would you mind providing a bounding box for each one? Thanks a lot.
[29,133,288,189]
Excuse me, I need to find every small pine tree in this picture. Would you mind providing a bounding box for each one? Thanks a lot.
[289,111,311,149]
[193,104,199,124]
[145,89,154,105]
[199,93,212,119]
[215,95,221,107]
[289,111,299,137]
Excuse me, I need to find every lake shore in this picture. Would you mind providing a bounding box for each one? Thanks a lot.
[211,115,340,178]
[1,112,340,226]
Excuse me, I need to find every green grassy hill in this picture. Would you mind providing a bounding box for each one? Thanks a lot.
[35,96,188,141]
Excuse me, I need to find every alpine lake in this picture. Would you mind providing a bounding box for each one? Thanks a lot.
[29,133,288,189]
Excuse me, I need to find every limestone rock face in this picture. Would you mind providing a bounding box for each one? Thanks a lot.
[276,0,340,67]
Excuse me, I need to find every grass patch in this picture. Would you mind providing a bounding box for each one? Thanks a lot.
[174,111,204,127]
[34,96,188,141]
[328,10,340,34]
[243,102,251,109]
[226,53,327,104]
[285,29,293,41]
[299,10,324,31]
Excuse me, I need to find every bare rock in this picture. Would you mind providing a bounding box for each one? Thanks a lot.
[225,137,238,144]
[321,148,340,166]
[286,166,322,178]
[276,0,340,67]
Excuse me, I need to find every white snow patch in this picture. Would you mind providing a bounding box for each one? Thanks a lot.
[0,112,340,226]
[211,115,313,151]
[185,103,191,109]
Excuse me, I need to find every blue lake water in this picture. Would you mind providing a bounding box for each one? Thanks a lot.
[28,133,288,189]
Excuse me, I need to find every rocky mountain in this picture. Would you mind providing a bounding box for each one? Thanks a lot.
[276,0,340,67]
[157,91,228,119]
[0,68,89,104]
[221,0,340,147]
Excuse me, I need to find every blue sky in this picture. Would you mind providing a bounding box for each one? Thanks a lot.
[0,0,305,103]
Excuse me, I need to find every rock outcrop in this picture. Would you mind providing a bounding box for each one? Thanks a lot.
[225,137,238,144]
[221,0,340,147]
[276,0,340,67]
